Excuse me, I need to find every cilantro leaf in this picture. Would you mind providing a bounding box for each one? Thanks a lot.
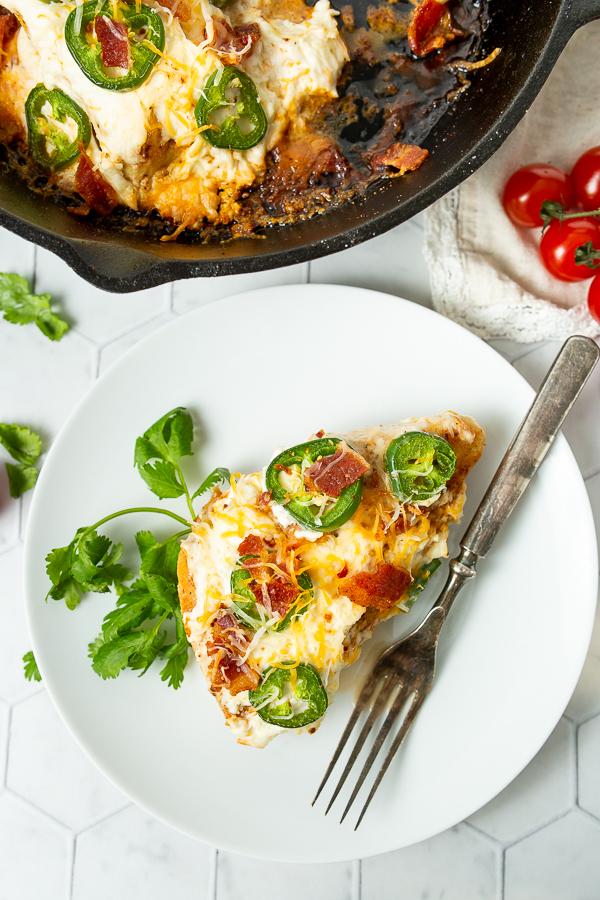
[0,423,43,498]
[137,460,185,499]
[128,626,167,674]
[0,273,68,341]
[46,529,132,608]
[89,631,150,679]
[159,609,190,689]
[191,467,231,501]
[23,650,41,682]
[6,462,38,498]
[100,589,154,642]
[0,423,42,465]
[134,408,193,469]
[137,531,180,584]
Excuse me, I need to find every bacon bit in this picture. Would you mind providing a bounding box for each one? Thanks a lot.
[274,463,292,474]
[407,0,464,58]
[249,578,298,618]
[284,524,304,550]
[337,563,348,579]
[343,563,412,610]
[371,142,428,175]
[209,650,260,695]
[207,19,260,65]
[237,534,263,558]
[95,15,131,70]
[159,0,192,21]
[304,442,369,498]
[0,9,19,73]
[236,533,302,619]
[70,144,119,216]
[315,430,325,439]
[256,490,272,511]
[207,606,259,695]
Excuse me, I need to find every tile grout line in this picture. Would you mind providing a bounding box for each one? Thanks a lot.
[1,705,12,789]
[67,831,76,900]
[576,806,600,829]
[5,787,76,833]
[572,717,579,808]
[351,858,361,900]
[207,846,218,900]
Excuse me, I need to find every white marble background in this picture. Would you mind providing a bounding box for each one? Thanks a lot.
[1,213,600,900]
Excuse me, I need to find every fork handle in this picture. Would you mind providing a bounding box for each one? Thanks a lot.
[436,335,599,617]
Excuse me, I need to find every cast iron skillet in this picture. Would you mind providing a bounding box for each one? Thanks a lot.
[1,0,599,293]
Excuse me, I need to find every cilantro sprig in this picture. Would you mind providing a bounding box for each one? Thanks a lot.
[23,650,42,682]
[45,407,230,688]
[0,273,68,341]
[0,423,43,498]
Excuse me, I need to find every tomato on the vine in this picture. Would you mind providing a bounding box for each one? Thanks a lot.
[539,218,600,282]
[571,146,600,211]
[503,164,574,228]
[587,273,600,324]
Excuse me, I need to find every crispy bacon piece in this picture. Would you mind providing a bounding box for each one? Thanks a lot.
[209,650,260,695]
[343,563,412,610]
[249,578,299,618]
[304,442,369,498]
[208,19,260,65]
[206,608,259,694]
[159,0,192,22]
[0,8,19,73]
[71,144,119,216]
[257,490,272,511]
[95,15,131,70]
[371,142,428,175]
[407,0,463,57]
[237,534,264,557]
[236,534,301,619]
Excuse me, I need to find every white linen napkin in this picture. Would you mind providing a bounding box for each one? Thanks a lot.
[423,19,600,342]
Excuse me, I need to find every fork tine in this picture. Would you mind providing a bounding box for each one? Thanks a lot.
[324,673,395,814]
[312,666,381,806]
[353,688,429,830]
[339,680,413,824]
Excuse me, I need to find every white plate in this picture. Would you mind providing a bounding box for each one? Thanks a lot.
[24,285,597,863]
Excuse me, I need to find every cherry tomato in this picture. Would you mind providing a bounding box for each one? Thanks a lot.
[571,146,600,211]
[503,164,574,228]
[587,273,600,324]
[539,218,600,282]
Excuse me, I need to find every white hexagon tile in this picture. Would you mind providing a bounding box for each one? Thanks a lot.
[1,218,600,900]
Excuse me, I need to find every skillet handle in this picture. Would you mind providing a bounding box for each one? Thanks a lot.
[567,0,600,29]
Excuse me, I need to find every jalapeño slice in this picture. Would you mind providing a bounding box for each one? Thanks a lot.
[249,663,328,728]
[25,85,91,171]
[230,556,313,632]
[195,66,267,151]
[265,438,364,532]
[65,1,165,92]
[403,559,440,612]
[385,431,456,503]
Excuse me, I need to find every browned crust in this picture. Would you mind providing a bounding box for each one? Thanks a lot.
[177,548,196,615]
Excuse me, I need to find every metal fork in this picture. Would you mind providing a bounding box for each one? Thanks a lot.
[313,335,599,829]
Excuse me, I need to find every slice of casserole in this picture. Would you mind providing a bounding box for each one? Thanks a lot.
[178,410,484,747]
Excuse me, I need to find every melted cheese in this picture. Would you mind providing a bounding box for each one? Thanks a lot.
[2,0,348,224]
